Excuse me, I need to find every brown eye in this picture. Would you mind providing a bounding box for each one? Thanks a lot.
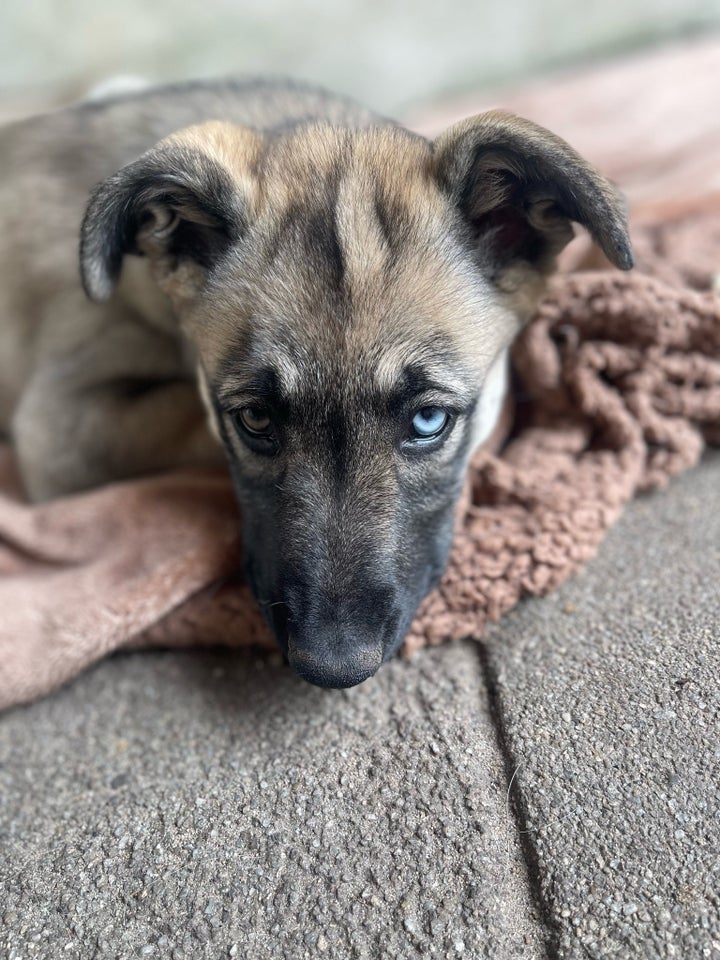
[237,406,272,435]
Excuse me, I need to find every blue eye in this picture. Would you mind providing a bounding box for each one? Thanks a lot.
[410,406,449,440]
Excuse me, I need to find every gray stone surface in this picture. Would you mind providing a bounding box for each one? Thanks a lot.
[0,644,544,959]
[484,451,720,959]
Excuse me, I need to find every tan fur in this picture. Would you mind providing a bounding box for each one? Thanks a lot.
[164,121,265,183]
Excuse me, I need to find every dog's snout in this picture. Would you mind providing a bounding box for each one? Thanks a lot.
[287,633,383,689]
[261,576,401,688]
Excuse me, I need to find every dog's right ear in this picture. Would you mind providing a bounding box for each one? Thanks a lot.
[80,122,264,302]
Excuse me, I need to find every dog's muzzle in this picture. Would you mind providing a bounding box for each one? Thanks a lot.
[267,582,401,688]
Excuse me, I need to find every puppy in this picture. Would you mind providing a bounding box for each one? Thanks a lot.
[0,78,632,687]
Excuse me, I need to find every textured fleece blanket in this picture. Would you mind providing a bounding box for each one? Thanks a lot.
[2,42,720,710]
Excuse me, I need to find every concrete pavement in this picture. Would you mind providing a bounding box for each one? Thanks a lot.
[483,452,720,958]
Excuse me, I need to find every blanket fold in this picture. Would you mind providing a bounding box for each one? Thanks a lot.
[2,46,720,709]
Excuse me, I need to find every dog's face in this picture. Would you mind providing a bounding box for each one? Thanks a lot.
[81,114,632,687]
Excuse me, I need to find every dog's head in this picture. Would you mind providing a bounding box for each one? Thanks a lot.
[81,112,632,688]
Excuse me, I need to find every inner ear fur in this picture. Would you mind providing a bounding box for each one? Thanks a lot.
[433,110,633,279]
[80,122,263,302]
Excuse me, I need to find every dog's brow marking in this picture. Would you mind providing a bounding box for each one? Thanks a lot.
[382,359,476,411]
[215,347,302,406]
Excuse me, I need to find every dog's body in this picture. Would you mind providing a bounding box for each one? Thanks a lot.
[0,78,632,687]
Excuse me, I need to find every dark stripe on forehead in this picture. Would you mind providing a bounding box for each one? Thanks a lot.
[266,169,347,300]
[373,191,396,252]
[305,205,345,295]
[372,188,416,267]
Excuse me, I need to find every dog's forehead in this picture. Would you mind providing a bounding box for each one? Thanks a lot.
[197,124,517,385]
[204,247,512,398]
[260,123,436,207]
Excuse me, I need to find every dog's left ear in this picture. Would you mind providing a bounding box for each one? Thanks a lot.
[433,110,633,277]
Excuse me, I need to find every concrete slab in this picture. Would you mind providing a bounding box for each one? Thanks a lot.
[0,643,545,959]
[484,452,720,959]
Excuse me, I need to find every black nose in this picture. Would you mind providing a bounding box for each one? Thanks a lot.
[261,575,402,688]
[287,631,384,689]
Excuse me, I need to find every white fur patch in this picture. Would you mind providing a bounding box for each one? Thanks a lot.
[472,347,509,451]
[196,365,223,445]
